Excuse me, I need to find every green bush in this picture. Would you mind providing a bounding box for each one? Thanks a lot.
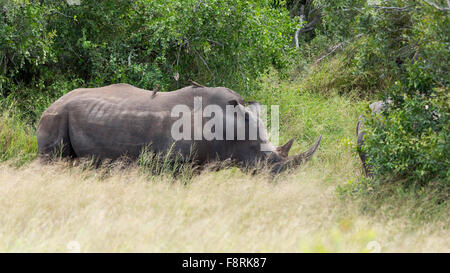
[359,0,449,192]
[364,89,449,187]
[0,1,55,98]
[1,0,295,122]
[309,0,450,204]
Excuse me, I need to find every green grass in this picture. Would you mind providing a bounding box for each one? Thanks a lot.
[245,68,367,180]
[0,109,37,166]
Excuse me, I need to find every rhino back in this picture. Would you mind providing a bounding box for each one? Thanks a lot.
[61,84,176,158]
[38,83,247,160]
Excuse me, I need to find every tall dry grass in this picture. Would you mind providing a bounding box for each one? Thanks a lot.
[0,58,447,252]
[0,158,448,252]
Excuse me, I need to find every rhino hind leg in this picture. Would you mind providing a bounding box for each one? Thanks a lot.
[37,113,76,162]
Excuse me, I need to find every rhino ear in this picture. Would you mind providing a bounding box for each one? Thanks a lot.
[276,138,294,158]
[247,101,261,115]
[227,99,239,107]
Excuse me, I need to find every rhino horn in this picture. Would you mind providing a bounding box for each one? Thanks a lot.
[276,138,295,158]
[287,135,322,167]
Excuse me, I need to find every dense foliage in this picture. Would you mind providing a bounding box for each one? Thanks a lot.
[283,0,449,195]
[356,1,449,190]
[285,0,449,191]
[1,0,293,120]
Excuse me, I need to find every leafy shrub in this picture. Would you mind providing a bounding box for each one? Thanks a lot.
[0,1,55,98]
[1,0,295,122]
[360,1,449,190]
[364,89,449,188]
[297,39,393,96]
[293,0,397,94]
[315,0,365,41]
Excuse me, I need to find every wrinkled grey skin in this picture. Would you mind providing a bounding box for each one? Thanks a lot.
[37,83,321,173]
[356,100,392,176]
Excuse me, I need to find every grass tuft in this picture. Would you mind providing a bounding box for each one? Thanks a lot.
[0,109,37,166]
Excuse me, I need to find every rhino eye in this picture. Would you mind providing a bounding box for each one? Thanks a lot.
[227,100,239,106]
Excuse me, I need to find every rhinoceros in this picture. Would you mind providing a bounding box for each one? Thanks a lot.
[37,83,321,173]
[356,100,392,176]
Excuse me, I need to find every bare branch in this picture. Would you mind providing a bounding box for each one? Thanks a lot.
[315,34,363,64]
[289,0,301,18]
[49,9,73,18]
[206,39,224,47]
[189,80,205,88]
[294,4,305,49]
[369,5,414,11]
[127,51,132,66]
[422,0,450,10]
[195,50,214,80]
[314,42,345,64]
[344,5,415,13]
